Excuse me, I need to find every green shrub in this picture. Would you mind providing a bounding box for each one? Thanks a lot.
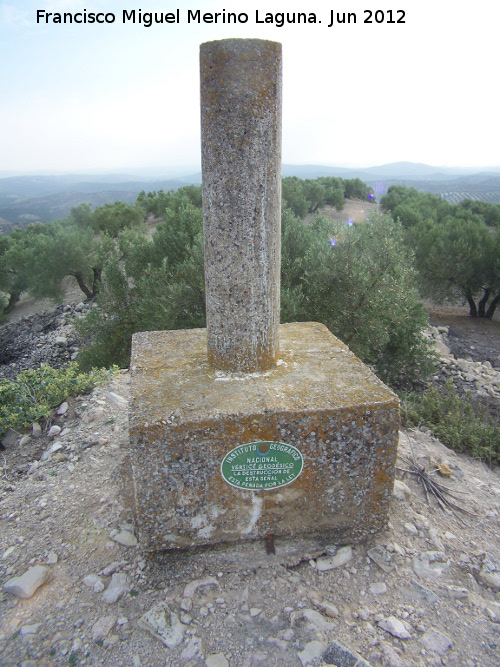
[0,362,113,437]
[400,381,500,465]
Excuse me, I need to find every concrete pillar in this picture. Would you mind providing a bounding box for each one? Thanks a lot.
[200,39,282,372]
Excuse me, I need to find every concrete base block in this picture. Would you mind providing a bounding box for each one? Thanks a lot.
[129,322,399,552]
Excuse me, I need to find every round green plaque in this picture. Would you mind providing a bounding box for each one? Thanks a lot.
[221,441,303,491]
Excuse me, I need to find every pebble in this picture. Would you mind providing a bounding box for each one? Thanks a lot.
[297,640,326,666]
[46,551,58,565]
[48,425,61,439]
[181,636,203,660]
[421,628,453,655]
[378,616,412,639]
[393,479,412,500]
[180,597,193,612]
[91,615,117,641]
[316,545,353,571]
[83,574,105,593]
[138,602,185,648]
[250,607,262,617]
[3,565,49,599]
[20,624,42,635]
[478,552,500,590]
[102,572,130,604]
[110,529,138,547]
[206,653,229,667]
[404,522,419,536]
[57,401,69,415]
[183,576,221,599]
[367,545,395,573]
[2,546,16,559]
[369,581,387,595]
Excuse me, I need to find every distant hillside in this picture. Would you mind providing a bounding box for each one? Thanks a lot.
[1,162,500,233]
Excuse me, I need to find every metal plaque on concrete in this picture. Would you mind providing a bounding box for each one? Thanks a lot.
[221,441,303,490]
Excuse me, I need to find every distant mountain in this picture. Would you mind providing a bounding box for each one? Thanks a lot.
[1,162,500,233]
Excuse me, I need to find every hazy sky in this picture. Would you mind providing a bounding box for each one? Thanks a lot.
[1,0,499,173]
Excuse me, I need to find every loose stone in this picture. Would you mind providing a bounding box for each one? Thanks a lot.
[48,425,61,439]
[297,640,327,666]
[183,576,220,599]
[392,480,412,500]
[110,529,138,547]
[180,597,193,612]
[409,579,440,603]
[316,545,353,571]
[91,615,117,641]
[369,581,387,595]
[378,616,412,639]
[180,636,203,661]
[102,572,130,604]
[20,624,42,635]
[478,552,500,590]
[421,628,453,655]
[367,546,395,573]
[205,653,229,667]
[138,602,185,648]
[3,565,49,599]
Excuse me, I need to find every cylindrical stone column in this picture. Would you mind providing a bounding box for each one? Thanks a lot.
[200,39,282,372]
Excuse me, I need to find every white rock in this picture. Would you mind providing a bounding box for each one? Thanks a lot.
[2,546,15,559]
[250,607,262,617]
[48,425,61,439]
[205,653,229,667]
[297,640,326,666]
[316,546,352,571]
[183,576,220,599]
[404,522,418,536]
[92,615,117,641]
[20,623,42,635]
[3,565,49,599]
[378,616,411,639]
[55,335,68,346]
[71,637,83,653]
[57,401,69,415]
[181,637,203,661]
[46,551,58,565]
[32,422,42,438]
[478,552,500,590]
[138,602,185,648]
[83,574,104,593]
[412,551,450,579]
[421,628,453,654]
[393,479,411,500]
[111,530,138,547]
[180,597,193,612]
[369,581,387,595]
[102,572,130,604]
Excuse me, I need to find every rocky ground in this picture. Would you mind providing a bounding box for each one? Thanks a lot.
[0,303,90,382]
[0,303,499,667]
